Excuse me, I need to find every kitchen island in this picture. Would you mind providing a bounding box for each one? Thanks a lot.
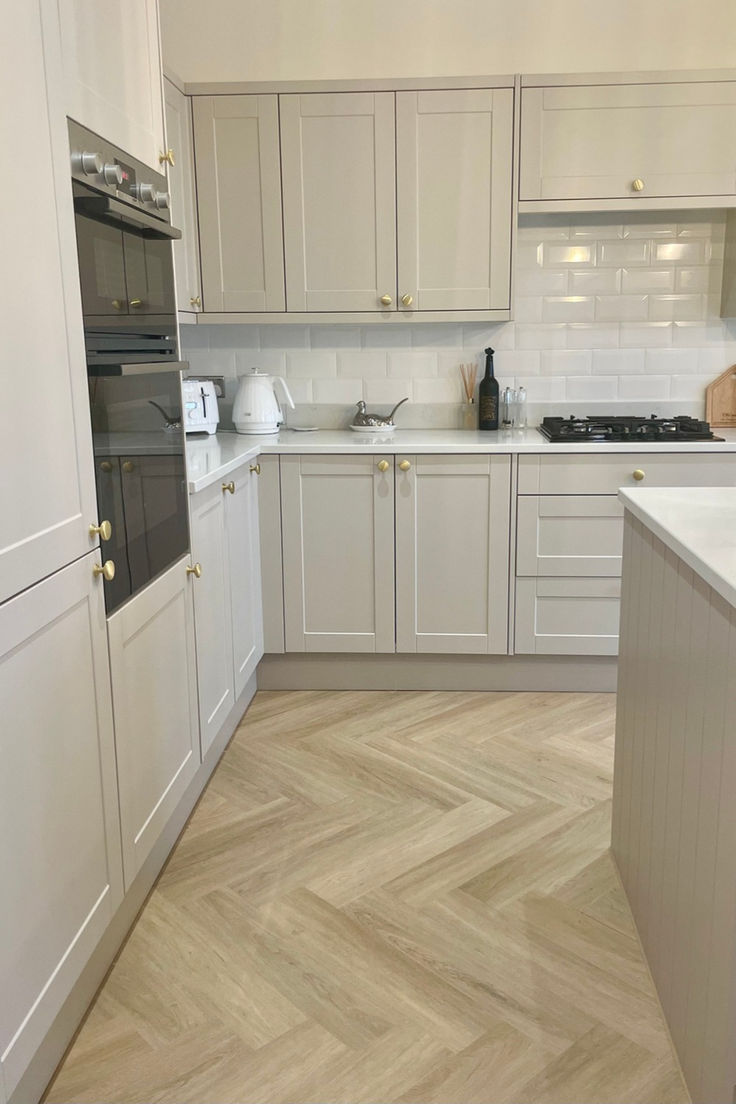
[612,487,736,1104]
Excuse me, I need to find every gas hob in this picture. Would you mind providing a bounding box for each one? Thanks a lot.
[538,415,723,443]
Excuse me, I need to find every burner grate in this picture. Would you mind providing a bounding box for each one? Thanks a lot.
[538,415,722,443]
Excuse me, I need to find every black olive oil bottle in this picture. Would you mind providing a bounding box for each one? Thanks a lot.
[478,347,499,430]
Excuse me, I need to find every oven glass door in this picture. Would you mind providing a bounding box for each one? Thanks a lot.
[89,371,189,614]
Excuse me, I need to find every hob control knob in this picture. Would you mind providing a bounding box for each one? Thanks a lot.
[153,190,170,209]
[102,162,123,186]
[133,182,155,203]
[72,150,103,176]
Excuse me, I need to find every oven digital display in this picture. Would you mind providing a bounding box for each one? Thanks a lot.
[116,160,136,194]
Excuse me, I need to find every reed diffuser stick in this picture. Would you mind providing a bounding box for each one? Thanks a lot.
[459,362,477,403]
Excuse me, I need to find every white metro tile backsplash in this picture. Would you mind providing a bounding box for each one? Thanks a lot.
[181,211,736,421]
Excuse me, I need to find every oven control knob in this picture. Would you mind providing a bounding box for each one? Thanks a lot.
[72,150,103,176]
[153,190,170,209]
[132,182,156,203]
[102,162,123,187]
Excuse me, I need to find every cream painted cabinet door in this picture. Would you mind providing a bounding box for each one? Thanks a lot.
[515,577,622,655]
[108,557,200,889]
[258,455,285,654]
[280,92,397,312]
[516,495,624,577]
[190,483,234,757]
[0,552,123,1100]
[520,81,736,202]
[59,0,165,170]
[193,95,285,312]
[395,455,510,654]
[1,0,99,606]
[226,465,264,697]
[164,79,201,315]
[281,455,395,652]
[397,89,514,312]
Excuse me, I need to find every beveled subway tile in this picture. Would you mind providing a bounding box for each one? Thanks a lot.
[409,323,465,347]
[644,348,697,374]
[286,351,337,378]
[621,268,675,294]
[648,294,705,322]
[677,215,721,238]
[516,375,566,401]
[697,345,736,374]
[364,378,414,405]
[620,323,673,347]
[309,326,362,349]
[542,297,595,323]
[387,352,438,378]
[565,375,618,401]
[495,350,541,376]
[208,324,260,349]
[569,268,621,294]
[362,326,412,348]
[462,323,515,350]
[437,350,472,378]
[260,325,310,349]
[598,240,650,266]
[542,243,595,266]
[672,321,730,346]
[337,351,387,379]
[313,377,363,404]
[514,297,544,322]
[591,349,645,375]
[236,349,287,374]
[540,350,592,375]
[654,241,705,264]
[413,377,463,403]
[284,377,313,403]
[706,239,725,263]
[618,375,671,400]
[515,241,543,267]
[566,323,620,349]
[676,267,712,293]
[517,214,569,240]
[670,375,708,401]
[515,324,567,350]
[622,219,676,239]
[595,294,649,322]
[570,220,623,239]
[514,268,568,296]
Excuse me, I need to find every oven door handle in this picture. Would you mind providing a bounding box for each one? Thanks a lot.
[88,361,189,377]
[74,195,182,240]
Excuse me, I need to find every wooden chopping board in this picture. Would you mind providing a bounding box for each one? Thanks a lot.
[705,365,736,428]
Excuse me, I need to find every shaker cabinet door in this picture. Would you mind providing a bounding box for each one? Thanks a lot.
[193,95,285,312]
[226,464,264,697]
[280,92,397,312]
[396,89,514,312]
[164,78,202,315]
[395,454,511,654]
[281,455,395,652]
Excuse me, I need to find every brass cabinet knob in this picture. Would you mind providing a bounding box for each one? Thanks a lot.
[111,299,124,311]
[222,480,235,494]
[632,178,645,192]
[93,559,116,582]
[399,459,411,471]
[379,294,392,306]
[159,148,176,167]
[190,295,202,308]
[129,298,144,308]
[250,463,261,475]
[401,294,414,307]
[100,460,113,473]
[186,562,202,578]
[633,469,645,481]
[122,460,135,473]
[377,459,390,472]
[89,519,112,541]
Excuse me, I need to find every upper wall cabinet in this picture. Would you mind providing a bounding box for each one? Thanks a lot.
[396,89,513,312]
[58,0,166,171]
[280,92,397,312]
[520,74,736,210]
[193,95,285,312]
[164,78,202,316]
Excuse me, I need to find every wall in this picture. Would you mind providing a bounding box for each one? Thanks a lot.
[159,0,736,84]
[181,210,736,429]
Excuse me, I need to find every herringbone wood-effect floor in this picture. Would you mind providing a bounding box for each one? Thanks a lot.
[45,691,689,1104]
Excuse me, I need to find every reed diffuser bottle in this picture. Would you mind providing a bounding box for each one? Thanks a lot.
[478,347,499,431]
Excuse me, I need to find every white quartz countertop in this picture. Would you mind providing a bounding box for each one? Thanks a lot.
[619,487,736,609]
[186,427,736,492]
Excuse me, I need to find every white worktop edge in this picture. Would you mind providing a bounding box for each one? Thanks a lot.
[619,487,736,610]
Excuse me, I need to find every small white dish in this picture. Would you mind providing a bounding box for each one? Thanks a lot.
[288,425,319,432]
[350,424,396,433]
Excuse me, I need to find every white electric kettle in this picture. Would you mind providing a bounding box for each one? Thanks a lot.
[233,368,295,434]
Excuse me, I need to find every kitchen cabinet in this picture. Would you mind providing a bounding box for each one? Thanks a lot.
[395,455,510,653]
[164,78,202,316]
[258,455,286,654]
[59,0,166,171]
[280,453,511,654]
[1,0,100,606]
[190,462,264,754]
[0,552,123,1100]
[280,92,397,312]
[396,89,513,311]
[514,452,736,656]
[107,557,200,889]
[193,95,285,312]
[520,75,736,208]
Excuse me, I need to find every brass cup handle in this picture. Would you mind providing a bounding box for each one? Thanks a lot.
[633,469,645,481]
[222,481,235,494]
[190,295,202,309]
[122,461,135,473]
[399,459,411,471]
[379,294,392,306]
[159,148,176,167]
[100,461,113,473]
[250,463,261,475]
[377,459,390,472]
[632,178,645,192]
[129,298,144,308]
[89,519,112,541]
[401,294,414,307]
[93,560,116,582]
[186,563,202,578]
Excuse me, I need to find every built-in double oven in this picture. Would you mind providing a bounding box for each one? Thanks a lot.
[70,119,189,615]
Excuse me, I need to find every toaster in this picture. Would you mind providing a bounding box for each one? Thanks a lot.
[181,378,220,435]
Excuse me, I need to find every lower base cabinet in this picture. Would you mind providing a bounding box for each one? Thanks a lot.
[190,461,264,755]
[107,556,200,889]
[0,552,123,1100]
[514,576,622,655]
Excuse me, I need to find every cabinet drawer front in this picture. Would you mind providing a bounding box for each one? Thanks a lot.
[520,82,736,201]
[515,576,621,655]
[518,453,736,495]
[517,495,624,576]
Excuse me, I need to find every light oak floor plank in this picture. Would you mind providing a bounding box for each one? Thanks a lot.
[44,690,689,1104]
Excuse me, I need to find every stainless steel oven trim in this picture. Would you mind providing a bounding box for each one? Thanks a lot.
[88,361,189,377]
[74,194,182,239]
